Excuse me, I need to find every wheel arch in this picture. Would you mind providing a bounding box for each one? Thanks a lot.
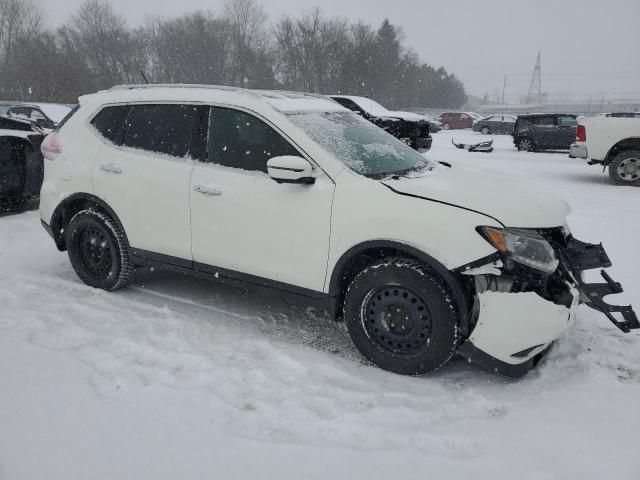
[605,137,640,165]
[50,193,127,251]
[327,240,470,336]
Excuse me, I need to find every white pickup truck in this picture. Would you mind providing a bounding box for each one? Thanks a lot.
[570,113,640,186]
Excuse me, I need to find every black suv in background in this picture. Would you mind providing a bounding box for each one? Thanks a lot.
[512,113,577,152]
[330,95,432,152]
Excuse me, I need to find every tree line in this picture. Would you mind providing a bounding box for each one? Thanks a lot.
[0,0,467,109]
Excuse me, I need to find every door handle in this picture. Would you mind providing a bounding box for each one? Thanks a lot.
[100,164,122,174]
[193,185,222,196]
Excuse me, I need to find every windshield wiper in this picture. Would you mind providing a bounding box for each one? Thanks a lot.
[385,163,434,180]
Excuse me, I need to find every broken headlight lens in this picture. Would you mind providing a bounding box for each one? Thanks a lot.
[478,227,559,274]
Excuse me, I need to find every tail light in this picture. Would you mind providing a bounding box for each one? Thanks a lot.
[576,124,586,142]
[41,132,62,160]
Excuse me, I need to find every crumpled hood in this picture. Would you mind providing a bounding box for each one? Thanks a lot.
[381,163,571,228]
[386,111,428,123]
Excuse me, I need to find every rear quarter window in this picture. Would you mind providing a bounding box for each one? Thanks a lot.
[557,115,577,127]
[90,105,130,144]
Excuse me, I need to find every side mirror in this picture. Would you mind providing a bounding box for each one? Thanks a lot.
[266,156,315,184]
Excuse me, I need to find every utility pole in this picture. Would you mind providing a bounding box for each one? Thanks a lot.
[501,74,507,104]
[527,51,542,104]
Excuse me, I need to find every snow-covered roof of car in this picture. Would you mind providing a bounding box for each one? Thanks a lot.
[12,103,73,122]
[90,84,347,115]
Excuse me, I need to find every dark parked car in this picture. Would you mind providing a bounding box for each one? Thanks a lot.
[512,113,577,152]
[330,95,432,152]
[0,116,46,208]
[472,115,517,134]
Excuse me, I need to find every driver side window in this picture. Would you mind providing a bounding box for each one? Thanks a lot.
[207,107,299,173]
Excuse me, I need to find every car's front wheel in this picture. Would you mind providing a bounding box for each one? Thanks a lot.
[481,126,490,135]
[517,137,535,151]
[66,209,134,290]
[343,258,460,375]
[442,123,450,130]
[609,150,640,186]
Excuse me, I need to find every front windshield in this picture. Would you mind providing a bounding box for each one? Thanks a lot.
[287,111,434,178]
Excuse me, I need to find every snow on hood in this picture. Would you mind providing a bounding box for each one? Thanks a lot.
[382,163,571,228]
[386,111,429,122]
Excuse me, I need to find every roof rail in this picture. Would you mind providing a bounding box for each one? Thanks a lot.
[109,83,244,92]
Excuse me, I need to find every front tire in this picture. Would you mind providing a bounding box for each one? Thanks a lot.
[66,209,134,290]
[443,123,450,130]
[481,126,490,135]
[517,137,534,151]
[609,150,640,186]
[343,258,460,375]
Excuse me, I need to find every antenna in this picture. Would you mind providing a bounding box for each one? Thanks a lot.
[526,52,542,104]
[140,70,149,84]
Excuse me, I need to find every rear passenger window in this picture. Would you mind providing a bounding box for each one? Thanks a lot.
[122,104,200,158]
[528,116,555,126]
[90,105,129,144]
[208,107,299,173]
[557,116,577,127]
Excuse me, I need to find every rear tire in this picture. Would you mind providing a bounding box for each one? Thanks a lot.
[608,150,640,186]
[343,258,460,375]
[66,209,134,290]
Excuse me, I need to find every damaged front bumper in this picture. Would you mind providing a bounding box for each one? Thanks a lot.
[455,233,638,377]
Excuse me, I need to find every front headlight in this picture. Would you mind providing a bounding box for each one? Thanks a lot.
[478,227,559,274]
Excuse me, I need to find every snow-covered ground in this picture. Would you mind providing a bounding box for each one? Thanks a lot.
[1,131,639,480]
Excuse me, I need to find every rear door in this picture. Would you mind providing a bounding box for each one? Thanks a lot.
[458,113,472,128]
[556,115,578,148]
[92,103,203,262]
[189,106,334,292]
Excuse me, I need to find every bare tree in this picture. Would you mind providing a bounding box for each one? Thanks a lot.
[63,0,144,88]
[223,0,268,86]
[0,0,43,63]
[0,0,467,108]
[274,8,349,93]
[144,12,230,84]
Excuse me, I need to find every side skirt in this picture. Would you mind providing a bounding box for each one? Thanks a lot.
[129,248,330,308]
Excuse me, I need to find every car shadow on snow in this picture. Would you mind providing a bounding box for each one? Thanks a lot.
[558,172,616,186]
[123,267,503,382]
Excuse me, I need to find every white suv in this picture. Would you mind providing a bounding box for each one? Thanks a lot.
[39,85,637,377]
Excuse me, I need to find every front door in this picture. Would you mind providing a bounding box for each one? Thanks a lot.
[190,106,335,293]
[92,103,203,262]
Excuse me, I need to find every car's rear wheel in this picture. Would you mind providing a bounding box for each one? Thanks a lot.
[609,150,640,186]
[517,137,534,151]
[66,209,134,290]
[481,126,490,135]
[343,258,460,375]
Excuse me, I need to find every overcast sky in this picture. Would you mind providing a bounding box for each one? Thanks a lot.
[42,0,640,103]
